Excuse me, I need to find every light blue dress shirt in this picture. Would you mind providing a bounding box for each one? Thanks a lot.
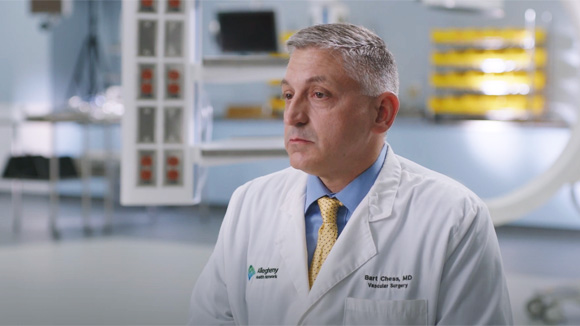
[304,145,388,267]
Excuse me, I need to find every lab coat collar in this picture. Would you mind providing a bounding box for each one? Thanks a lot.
[366,143,401,222]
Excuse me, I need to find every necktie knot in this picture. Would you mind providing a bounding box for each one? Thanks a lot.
[317,196,343,224]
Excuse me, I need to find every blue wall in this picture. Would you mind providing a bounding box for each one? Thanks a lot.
[0,1,52,106]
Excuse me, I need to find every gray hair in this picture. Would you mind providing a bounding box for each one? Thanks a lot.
[286,23,399,97]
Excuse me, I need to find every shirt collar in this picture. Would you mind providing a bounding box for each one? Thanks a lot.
[305,144,388,213]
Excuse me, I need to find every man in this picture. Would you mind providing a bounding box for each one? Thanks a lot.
[190,23,513,325]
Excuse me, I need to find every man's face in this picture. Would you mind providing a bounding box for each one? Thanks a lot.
[282,48,379,180]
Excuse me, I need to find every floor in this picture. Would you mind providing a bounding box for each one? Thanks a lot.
[1,193,579,325]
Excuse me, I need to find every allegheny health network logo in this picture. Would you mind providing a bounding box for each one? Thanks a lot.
[248,265,256,280]
[247,265,279,280]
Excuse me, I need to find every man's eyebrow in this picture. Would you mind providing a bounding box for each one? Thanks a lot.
[280,76,328,87]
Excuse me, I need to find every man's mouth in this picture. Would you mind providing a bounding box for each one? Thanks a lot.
[288,137,312,143]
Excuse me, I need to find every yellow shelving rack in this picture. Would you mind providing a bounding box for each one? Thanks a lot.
[428,27,547,119]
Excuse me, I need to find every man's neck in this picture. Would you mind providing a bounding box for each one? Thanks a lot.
[318,144,384,193]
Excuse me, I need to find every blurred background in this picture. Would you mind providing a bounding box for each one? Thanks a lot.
[0,0,579,324]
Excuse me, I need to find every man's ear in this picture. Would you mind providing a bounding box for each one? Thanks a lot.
[372,92,399,134]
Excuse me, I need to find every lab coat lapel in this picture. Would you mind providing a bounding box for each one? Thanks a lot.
[306,203,377,304]
[275,174,310,299]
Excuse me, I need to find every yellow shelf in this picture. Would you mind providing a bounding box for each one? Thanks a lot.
[431,28,546,45]
[431,71,546,91]
[429,95,545,115]
[432,48,547,69]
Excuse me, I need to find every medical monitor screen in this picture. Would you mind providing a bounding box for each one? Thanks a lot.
[217,11,278,53]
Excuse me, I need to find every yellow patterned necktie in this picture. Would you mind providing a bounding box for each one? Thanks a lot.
[309,196,343,288]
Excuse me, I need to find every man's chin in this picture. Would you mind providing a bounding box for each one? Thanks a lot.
[289,158,321,176]
[289,158,310,173]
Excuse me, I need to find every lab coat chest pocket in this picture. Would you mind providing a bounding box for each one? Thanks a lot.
[344,297,427,325]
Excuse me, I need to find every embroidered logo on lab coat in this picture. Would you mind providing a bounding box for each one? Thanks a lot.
[248,266,279,280]
[248,265,256,280]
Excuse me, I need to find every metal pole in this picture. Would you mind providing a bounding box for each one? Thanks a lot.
[88,0,97,97]
[103,121,114,233]
[11,180,22,233]
[49,122,59,238]
[10,120,22,233]
[82,122,91,234]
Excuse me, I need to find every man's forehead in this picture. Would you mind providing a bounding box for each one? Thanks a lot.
[283,49,347,86]
[281,75,328,87]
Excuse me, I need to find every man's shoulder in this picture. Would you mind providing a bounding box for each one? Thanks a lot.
[394,153,483,206]
[392,154,492,244]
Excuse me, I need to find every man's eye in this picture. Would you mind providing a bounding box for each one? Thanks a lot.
[283,92,293,100]
[314,92,325,99]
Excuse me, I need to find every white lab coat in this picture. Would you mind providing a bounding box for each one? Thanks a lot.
[189,145,513,325]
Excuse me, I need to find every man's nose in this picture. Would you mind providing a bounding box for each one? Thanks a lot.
[284,95,308,126]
